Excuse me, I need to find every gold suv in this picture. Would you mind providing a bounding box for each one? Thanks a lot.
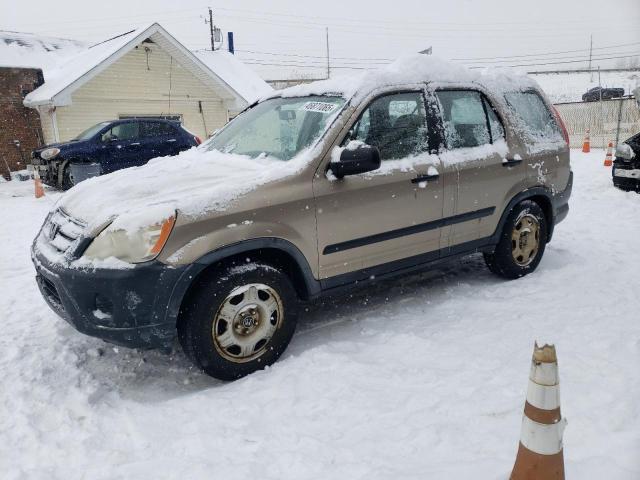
[32,57,572,380]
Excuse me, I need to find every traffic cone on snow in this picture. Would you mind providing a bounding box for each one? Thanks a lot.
[34,169,45,199]
[510,342,567,480]
[581,129,590,153]
[604,141,614,167]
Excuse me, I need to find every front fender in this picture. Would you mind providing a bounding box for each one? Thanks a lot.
[163,237,322,326]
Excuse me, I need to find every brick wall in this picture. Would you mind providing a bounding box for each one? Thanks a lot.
[0,67,44,180]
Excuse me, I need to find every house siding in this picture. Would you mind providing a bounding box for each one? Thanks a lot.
[47,42,229,143]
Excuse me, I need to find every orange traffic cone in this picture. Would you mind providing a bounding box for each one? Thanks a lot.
[34,169,45,198]
[604,141,614,167]
[510,343,567,480]
[581,129,590,153]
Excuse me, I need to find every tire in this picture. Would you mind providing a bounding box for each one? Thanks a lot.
[484,200,548,279]
[178,261,299,380]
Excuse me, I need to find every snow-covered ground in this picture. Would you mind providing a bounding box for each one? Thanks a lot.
[1,149,639,479]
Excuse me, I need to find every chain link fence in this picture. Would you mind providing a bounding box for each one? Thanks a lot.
[554,97,640,149]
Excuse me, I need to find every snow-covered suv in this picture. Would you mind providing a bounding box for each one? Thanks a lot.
[31,55,572,380]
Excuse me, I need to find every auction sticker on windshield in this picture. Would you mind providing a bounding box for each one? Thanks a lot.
[301,101,338,113]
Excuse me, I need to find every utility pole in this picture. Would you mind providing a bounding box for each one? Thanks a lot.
[209,7,215,51]
[325,27,330,79]
[588,34,593,81]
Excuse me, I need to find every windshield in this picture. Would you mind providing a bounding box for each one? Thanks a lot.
[74,122,111,141]
[206,96,345,160]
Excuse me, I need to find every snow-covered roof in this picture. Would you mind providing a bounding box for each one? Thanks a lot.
[0,31,86,72]
[22,23,271,109]
[268,54,540,102]
[195,50,273,104]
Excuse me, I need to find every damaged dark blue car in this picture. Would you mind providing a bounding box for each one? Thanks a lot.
[31,118,201,189]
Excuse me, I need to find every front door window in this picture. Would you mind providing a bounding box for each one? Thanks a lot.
[347,92,429,160]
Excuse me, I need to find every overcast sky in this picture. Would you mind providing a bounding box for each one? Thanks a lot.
[2,0,639,79]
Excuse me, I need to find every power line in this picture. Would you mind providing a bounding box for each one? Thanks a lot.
[211,5,640,29]
[244,53,640,71]
[462,50,640,65]
[468,53,640,69]
[235,49,394,62]
[452,41,640,61]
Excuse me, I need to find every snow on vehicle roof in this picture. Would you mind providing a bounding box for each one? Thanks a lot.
[0,30,86,71]
[194,50,273,104]
[266,54,541,102]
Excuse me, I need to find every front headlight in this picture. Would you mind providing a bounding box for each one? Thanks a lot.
[83,214,176,263]
[41,148,60,160]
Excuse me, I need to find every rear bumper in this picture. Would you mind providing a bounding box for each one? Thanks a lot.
[32,249,189,350]
[552,170,573,225]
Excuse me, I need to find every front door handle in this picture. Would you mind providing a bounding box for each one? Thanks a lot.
[166,139,177,143]
[411,173,439,184]
[502,157,523,167]
[130,142,141,146]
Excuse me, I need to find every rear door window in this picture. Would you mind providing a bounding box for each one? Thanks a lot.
[143,122,177,138]
[435,90,493,149]
[504,91,560,139]
[346,91,429,160]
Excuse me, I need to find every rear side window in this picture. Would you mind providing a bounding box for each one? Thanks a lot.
[143,122,177,137]
[435,90,497,149]
[504,91,560,139]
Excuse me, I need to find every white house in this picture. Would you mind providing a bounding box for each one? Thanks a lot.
[19,23,272,144]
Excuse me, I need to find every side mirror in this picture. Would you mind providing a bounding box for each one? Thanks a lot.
[330,145,381,178]
[615,143,635,160]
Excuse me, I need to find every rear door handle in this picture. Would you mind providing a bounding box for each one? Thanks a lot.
[166,139,177,143]
[411,173,439,183]
[130,142,141,146]
[502,157,523,167]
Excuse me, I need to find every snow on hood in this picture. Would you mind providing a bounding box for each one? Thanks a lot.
[57,147,311,233]
[266,54,539,103]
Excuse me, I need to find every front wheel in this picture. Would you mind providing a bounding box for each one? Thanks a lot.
[178,261,299,380]
[484,200,548,279]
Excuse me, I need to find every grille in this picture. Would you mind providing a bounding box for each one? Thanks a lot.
[43,208,87,256]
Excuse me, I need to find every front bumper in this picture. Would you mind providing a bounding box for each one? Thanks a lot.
[612,163,640,191]
[32,248,190,350]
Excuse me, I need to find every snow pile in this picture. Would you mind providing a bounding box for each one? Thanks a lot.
[56,146,313,233]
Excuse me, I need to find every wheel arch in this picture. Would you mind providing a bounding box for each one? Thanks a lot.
[492,188,555,244]
[167,238,321,328]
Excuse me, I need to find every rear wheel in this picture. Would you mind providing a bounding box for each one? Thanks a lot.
[484,200,548,279]
[178,262,299,380]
